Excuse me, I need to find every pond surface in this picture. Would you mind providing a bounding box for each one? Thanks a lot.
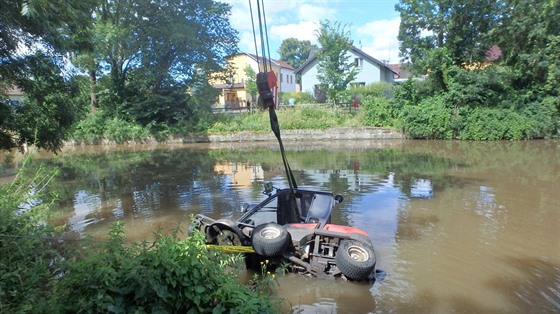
[2,140,559,313]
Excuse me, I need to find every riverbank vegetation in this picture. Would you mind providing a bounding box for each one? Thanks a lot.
[392,0,559,140]
[1,0,558,152]
[0,159,278,313]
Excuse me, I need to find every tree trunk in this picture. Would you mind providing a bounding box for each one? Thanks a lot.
[89,69,98,113]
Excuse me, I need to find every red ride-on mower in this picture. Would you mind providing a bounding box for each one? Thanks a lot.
[190,183,377,281]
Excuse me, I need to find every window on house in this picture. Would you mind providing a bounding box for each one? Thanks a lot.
[280,73,283,83]
[354,58,363,67]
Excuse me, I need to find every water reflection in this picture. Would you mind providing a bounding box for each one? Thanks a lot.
[1,140,558,312]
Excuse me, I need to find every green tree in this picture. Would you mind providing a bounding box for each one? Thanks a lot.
[244,65,258,102]
[0,0,94,62]
[278,38,317,69]
[278,38,319,73]
[278,38,318,84]
[395,0,501,90]
[315,20,359,104]
[92,0,238,126]
[0,0,94,151]
[492,0,559,100]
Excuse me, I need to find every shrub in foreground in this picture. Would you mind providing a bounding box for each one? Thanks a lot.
[54,225,277,313]
[0,158,278,313]
[0,160,63,313]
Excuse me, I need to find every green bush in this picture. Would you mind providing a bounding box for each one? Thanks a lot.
[54,224,277,313]
[392,79,437,108]
[458,100,558,140]
[72,111,107,143]
[0,159,63,313]
[397,95,454,139]
[392,76,559,140]
[361,96,395,127]
[279,92,316,105]
[445,65,513,108]
[458,107,517,140]
[105,117,151,143]
[71,110,151,143]
[518,97,559,138]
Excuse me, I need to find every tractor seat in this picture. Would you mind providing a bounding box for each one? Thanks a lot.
[304,194,332,225]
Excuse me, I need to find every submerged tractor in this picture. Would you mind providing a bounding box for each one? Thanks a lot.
[191,183,376,281]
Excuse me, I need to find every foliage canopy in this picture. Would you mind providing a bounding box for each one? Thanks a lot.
[1,0,239,151]
[278,38,318,70]
[393,0,559,139]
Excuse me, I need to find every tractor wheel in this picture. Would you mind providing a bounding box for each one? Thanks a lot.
[251,223,290,257]
[216,229,242,246]
[336,240,376,281]
[348,233,374,248]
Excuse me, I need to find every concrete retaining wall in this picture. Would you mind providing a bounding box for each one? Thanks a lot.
[65,127,403,146]
[183,127,403,143]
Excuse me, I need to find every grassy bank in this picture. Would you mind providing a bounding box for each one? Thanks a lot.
[70,82,558,143]
[207,106,369,134]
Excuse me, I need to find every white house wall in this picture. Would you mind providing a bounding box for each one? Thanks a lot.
[382,68,394,82]
[354,56,382,83]
[299,50,394,94]
[279,68,296,93]
[300,58,320,94]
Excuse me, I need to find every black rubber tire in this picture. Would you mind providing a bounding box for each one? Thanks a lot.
[251,223,290,257]
[348,233,374,248]
[187,219,202,236]
[216,229,241,246]
[336,240,376,281]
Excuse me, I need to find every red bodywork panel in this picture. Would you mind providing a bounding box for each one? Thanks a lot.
[286,223,318,229]
[323,224,368,236]
[285,223,369,236]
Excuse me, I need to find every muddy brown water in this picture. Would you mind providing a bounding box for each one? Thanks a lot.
[2,140,559,313]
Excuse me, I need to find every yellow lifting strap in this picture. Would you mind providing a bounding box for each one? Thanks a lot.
[206,245,255,253]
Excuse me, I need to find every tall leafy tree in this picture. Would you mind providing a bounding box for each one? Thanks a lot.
[0,0,93,62]
[491,0,559,99]
[0,0,94,151]
[315,20,358,103]
[84,0,239,127]
[278,38,318,85]
[278,38,318,69]
[396,0,501,89]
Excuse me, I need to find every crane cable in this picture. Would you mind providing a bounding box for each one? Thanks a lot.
[248,0,300,218]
